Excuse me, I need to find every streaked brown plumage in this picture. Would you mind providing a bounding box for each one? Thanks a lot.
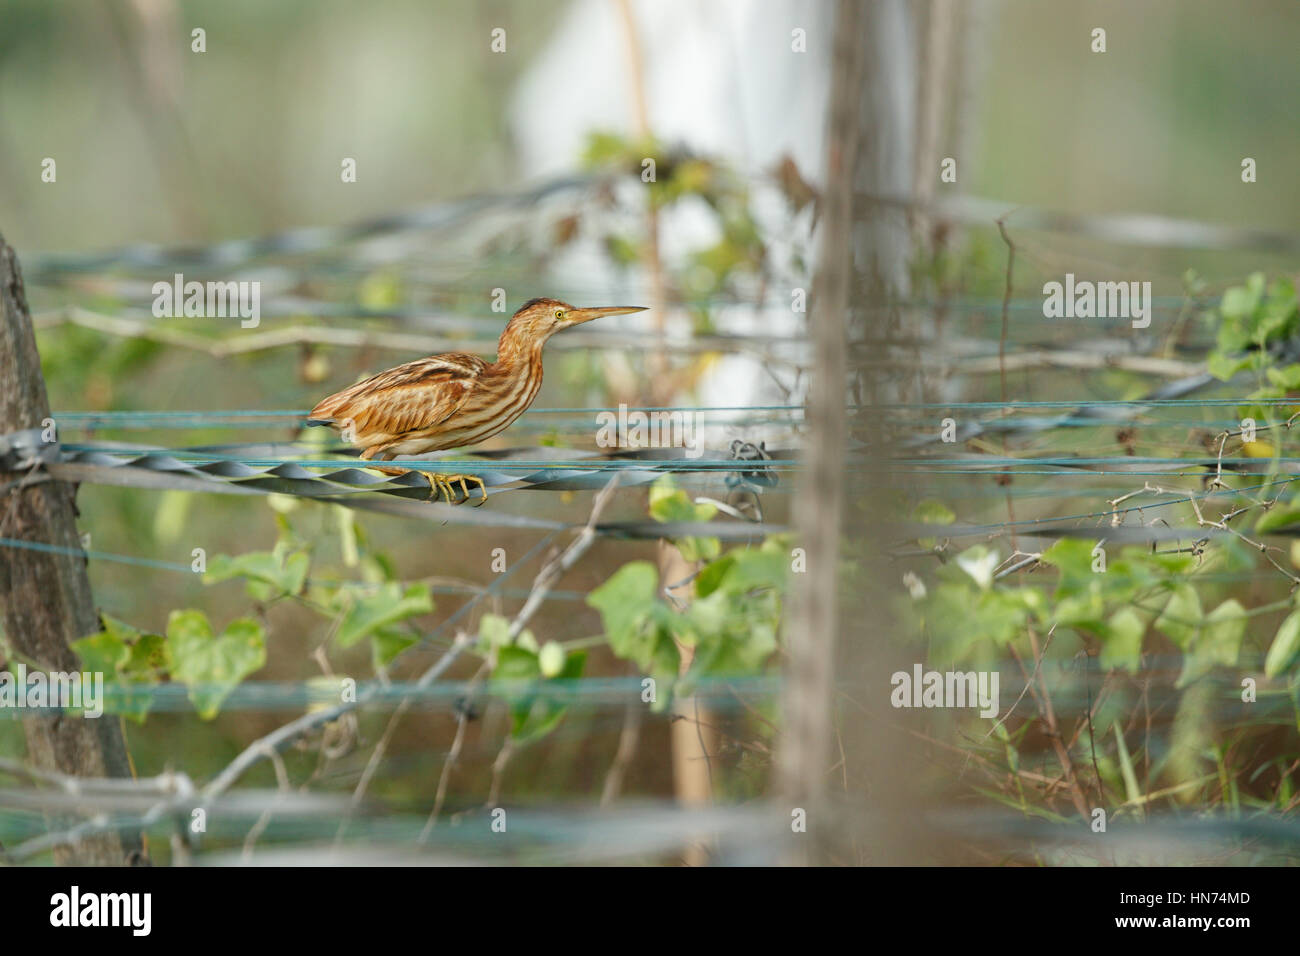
[306,297,646,503]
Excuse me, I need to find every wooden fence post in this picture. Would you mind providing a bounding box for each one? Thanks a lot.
[0,231,143,865]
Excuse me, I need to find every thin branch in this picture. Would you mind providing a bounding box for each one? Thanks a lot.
[201,633,471,805]
[600,689,645,807]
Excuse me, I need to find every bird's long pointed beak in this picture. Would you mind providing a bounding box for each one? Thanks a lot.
[565,305,647,325]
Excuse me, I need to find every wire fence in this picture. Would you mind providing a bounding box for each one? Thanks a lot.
[7,162,1300,866]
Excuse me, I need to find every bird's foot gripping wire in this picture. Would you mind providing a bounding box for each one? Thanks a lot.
[421,472,488,506]
[371,464,489,505]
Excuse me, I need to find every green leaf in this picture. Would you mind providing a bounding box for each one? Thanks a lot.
[587,561,658,647]
[165,610,266,719]
[649,476,719,563]
[71,616,170,723]
[124,632,170,677]
[203,552,275,587]
[477,612,512,651]
[921,583,1035,662]
[581,130,637,168]
[1256,500,1300,534]
[650,476,716,523]
[371,627,419,670]
[587,561,680,692]
[720,548,788,593]
[1214,313,1252,356]
[1255,282,1294,341]
[1145,551,1199,575]
[1039,538,1097,596]
[694,553,737,598]
[336,583,433,649]
[676,535,721,563]
[494,645,542,682]
[1220,275,1262,321]
[681,596,779,676]
[204,549,309,599]
[1155,584,1202,649]
[492,647,586,743]
[72,624,131,676]
[912,499,956,526]
[511,702,568,743]
[696,548,787,600]
[1264,609,1300,678]
[1206,350,1254,382]
[670,546,788,681]
[1266,364,1300,389]
[1101,607,1146,673]
[515,650,588,743]
[1176,599,1245,688]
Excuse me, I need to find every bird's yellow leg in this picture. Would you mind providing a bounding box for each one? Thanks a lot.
[371,464,449,502]
[429,473,488,506]
[373,463,483,505]
[419,472,441,501]
[461,474,489,506]
[423,472,456,502]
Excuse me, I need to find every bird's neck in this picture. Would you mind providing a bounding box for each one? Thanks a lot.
[494,324,549,370]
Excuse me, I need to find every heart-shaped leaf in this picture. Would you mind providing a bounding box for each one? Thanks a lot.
[336,582,433,648]
[1265,609,1300,678]
[166,609,266,719]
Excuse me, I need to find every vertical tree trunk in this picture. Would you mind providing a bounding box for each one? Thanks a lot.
[779,0,926,865]
[776,0,870,851]
[0,231,143,865]
[844,0,934,864]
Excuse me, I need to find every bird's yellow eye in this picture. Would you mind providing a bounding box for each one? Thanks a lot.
[555,309,564,320]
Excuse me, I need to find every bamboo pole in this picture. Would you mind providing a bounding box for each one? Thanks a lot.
[614,0,717,864]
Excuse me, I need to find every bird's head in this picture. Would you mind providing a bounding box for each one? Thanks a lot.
[503,297,647,346]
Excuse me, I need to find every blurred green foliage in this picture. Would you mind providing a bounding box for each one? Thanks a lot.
[899,277,1300,817]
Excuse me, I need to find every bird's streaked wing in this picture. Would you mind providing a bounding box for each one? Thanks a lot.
[309,353,488,443]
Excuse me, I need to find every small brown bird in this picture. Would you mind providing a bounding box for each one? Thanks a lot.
[306,298,647,503]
